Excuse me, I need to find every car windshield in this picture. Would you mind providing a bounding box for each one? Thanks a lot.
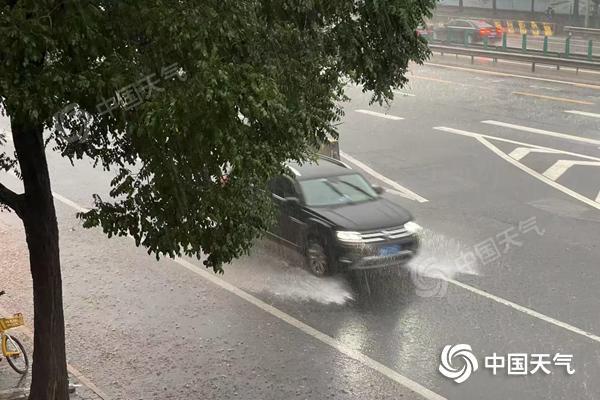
[299,174,377,207]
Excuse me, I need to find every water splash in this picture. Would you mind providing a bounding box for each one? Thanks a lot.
[232,242,355,305]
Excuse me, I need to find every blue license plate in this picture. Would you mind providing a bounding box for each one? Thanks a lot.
[379,244,401,257]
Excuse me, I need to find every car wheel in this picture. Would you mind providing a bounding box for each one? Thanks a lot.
[306,240,329,277]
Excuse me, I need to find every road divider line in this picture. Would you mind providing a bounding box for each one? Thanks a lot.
[340,151,428,203]
[596,190,600,203]
[435,126,600,210]
[565,110,600,119]
[447,278,600,344]
[511,91,595,105]
[355,109,404,120]
[481,120,600,146]
[434,126,600,162]
[426,62,600,90]
[173,257,446,400]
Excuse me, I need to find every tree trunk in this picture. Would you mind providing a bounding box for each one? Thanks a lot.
[459,0,464,12]
[11,116,69,400]
[492,0,497,14]
[574,0,580,16]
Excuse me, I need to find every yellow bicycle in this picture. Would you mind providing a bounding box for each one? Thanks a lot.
[0,291,29,374]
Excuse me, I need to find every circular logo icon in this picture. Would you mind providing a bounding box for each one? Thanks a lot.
[410,256,448,298]
[53,103,92,144]
[439,344,479,383]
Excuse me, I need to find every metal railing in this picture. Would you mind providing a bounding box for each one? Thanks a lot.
[429,31,598,61]
[428,43,600,72]
[564,26,600,39]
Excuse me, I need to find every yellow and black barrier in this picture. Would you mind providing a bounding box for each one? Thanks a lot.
[495,20,555,36]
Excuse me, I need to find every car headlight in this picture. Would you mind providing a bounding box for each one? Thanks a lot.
[404,221,423,234]
[336,230,363,243]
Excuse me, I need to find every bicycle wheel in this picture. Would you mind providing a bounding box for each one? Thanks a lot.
[4,335,29,374]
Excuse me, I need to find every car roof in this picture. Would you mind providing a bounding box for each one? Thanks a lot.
[286,156,353,181]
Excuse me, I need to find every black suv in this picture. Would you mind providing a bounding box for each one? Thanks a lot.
[268,155,422,276]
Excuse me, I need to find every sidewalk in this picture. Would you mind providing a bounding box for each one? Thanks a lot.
[0,351,104,400]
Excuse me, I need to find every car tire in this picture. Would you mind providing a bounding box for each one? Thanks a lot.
[306,240,330,277]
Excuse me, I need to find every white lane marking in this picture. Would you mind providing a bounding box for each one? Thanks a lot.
[52,192,90,213]
[448,278,600,344]
[340,151,428,203]
[481,120,600,146]
[596,190,600,203]
[529,85,562,92]
[433,126,600,162]
[509,147,559,161]
[386,188,415,199]
[45,189,600,348]
[0,306,113,400]
[173,258,445,400]
[434,127,600,211]
[565,110,600,119]
[543,160,600,181]
[511,91,595,105]
[355,109,404,120]
[393,90,416,97]
[425,62,600,90]
[37,193,446,400]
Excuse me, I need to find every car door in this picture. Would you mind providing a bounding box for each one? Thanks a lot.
[268,176,305,248]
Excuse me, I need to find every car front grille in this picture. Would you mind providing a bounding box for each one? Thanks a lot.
[359,225,411,243]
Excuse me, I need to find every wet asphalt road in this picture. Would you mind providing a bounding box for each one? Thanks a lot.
[1,54,600,400]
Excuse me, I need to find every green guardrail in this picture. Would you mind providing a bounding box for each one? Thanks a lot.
[432,32,596,62]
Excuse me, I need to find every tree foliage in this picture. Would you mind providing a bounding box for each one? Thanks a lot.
[2,0,434,271]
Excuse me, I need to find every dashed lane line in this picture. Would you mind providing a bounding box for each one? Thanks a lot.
[481,120,600,146]
[354,109,404,120]
[565,110,600,119]
[512,91,595,105]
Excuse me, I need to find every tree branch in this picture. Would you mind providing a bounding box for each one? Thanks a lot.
[0,181,24,219]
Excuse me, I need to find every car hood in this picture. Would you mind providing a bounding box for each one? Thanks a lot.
[308,197,413,231]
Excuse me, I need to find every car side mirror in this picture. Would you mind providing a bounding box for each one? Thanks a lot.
[284,197,300,206]
[371,185,385,195]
